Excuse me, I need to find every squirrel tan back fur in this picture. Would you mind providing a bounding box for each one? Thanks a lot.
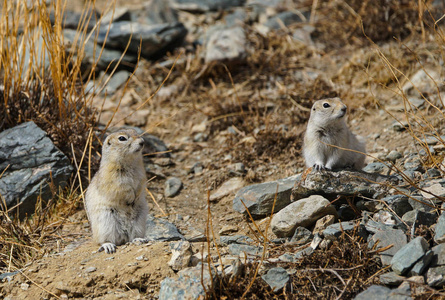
[85,129,148,253]
[302,98,366,170]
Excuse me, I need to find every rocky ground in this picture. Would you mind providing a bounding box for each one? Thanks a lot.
[1,0,445,299]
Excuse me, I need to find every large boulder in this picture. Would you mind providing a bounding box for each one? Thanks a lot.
[0,122,73,217]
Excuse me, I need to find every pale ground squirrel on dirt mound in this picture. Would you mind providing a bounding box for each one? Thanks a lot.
[85,129,148,254]
[303,97,366,171]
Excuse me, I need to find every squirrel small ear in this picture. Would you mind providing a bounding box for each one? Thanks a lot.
[107,138,111,145]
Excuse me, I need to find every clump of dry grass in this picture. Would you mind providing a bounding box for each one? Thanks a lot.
[0,0,102,271]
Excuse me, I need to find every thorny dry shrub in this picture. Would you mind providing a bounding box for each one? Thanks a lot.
[208,233,381,299]
[314,0,435,49]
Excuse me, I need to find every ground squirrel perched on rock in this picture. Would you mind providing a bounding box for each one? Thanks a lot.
[85,129,148,254]
[303,97,366,170]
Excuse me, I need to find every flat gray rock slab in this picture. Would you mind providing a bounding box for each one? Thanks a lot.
[292,170,396,201]
[97,21,187,59]
[435,214,445,243]
[354,285,411,300]
[261,267,289,292]
[391,236,428,275]
[145,214,185,242]
[233,174,300,218]
[323,221,367,241]
[165,177,183,197]
[205,25,247,63]
[271,195,337,237]
[370,229,407,265]
[0,122,73,217]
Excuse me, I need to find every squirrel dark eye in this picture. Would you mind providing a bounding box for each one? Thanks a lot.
[118,136,127,142]
[323,103,330,108]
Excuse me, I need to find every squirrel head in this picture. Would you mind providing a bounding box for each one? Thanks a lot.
[309,97,347,126]
[101,129,145,165]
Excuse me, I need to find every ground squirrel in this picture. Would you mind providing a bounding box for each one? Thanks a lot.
[85,129,148,253]
[303,98,366,170]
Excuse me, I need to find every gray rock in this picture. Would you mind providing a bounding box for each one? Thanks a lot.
[170,0,245,12]
[224,8,248,26]
[364,219,397,234]
[159,264,214,300]
[435,214,445,243]
[369,228,407,265]
[0,271,19,281]
[410,250,433,276]
[135,0,179,25]
[63,29,137,71]
[210,177,244,202]
[261,267,289,292]
[100,7,131,25]
[323,221,367,241]
[97,21,187,59]
[354,285,411,300]
[386,150,403,162]
[228,244,263,256]
[427,265,445,287]
[219,235,254,246]
[391,236,428,275]
[145,214,185,242]
[168,241,193,271]
[165,177,183,197]
[430,243,445,267]
[50,8,99,31]
[292,170,395,201]
[0,122,73,217]
[381,195,412,217]
[425,168,441,178]
[233,174,300,218]
[391,121,409,132]
[264,11,308,30]
[101,70,130,95]
[402,69,441,97]
[204,25,248,64]
[408,196,435,212]
[407,97,425,109]
[290,227,313,245]
[379,272,406,286]
[271,195,337,238]
[363,162,390,175]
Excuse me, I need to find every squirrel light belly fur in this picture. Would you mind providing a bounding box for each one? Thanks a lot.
[303,98,366,170]
[85,129,148,253]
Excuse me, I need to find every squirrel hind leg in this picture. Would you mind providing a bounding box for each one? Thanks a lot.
[98,242,116,254]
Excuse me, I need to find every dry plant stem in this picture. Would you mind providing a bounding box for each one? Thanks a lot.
[241,185,278,299]
[239,199,267,241]
[16,268,61,300]
[145,188,167,217]
[204,190,215,297]
[223,64,245,118]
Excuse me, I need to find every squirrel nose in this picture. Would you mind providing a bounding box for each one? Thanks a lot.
[341,106,347,113]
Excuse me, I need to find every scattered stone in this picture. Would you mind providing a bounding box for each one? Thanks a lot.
[435,214,445,243]
[391,121,409,132]
[219,235,254,246]
[379,272,406,286]
[205,25,248,63]
[323,222,367,241]
[313,214,336,235]
[170,0,245,12]
[381,195,413,218]
[228,244,263,256]
[386,150,403,162]
[159,264,214,300]
[165,177,183,197]
[0,271,19,281]
[101,70,130,95]
[292,170,395,201]
[261,267,289,292]
[407,196,435,213]
[353,285,411,300]
[430,243,445,267]
[290,227,313,245]
[145,214,185,242]
[100,7,131,25]
[168,241,193,271]
[264,11,308,30]
[421,183,445,200]
[363,162,390,175]
[20,283,30,291]
[407,97,425,109]
[410,250,433,276]
[402,68,441,96]
[97,21,187,59]
[427,266,445,287]
[369,228,407,265]
[233,174,301,218]
[271,195,337,238]
[50,8,99,31]
[391,236,428,275]
[85,267,97,273]
[210,177,245,202]
[0,122,73,218]
[219,225,238,235]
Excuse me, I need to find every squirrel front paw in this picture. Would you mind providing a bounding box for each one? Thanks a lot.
[98,243,116,254]
[313,164,330,171]
[131,238,149,245]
